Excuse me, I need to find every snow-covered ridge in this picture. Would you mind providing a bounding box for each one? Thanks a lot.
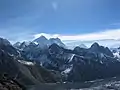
[33,36,66,47]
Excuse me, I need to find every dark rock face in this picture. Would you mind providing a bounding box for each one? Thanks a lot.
[73,46,88,56]
[0,38,11,46]
[89,42,113,57]
[21,42,49,65]
[0,51,60,85]
[13,41,29,50]
[44,44,70,71]
[19,42,28,49]
[0,38,19,56]
[67,56,120,82]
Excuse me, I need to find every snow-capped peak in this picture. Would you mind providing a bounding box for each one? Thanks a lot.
[33,36,66,47]
[49,38,65,47]
[33,35,48,44]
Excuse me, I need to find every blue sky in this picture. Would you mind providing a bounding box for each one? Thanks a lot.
[1,0,120,43]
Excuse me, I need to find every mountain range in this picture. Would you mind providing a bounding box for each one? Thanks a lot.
[1,36,120,87]
[64,39,120,49]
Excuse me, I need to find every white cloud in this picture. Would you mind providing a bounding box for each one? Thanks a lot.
[34,29,120,41]
[34,33,60,39]
[52,2,58,10]
[34,29,120,48]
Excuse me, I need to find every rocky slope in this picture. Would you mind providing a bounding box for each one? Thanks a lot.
[45,43,120,82]
[0,38,61,86]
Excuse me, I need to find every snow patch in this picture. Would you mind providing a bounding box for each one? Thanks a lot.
[1,50,4,53]
[100,60,103,64]
[34,42,39,45]
[17,50,21,57]
[40,62,43,66]
[113,52,120,58]
[8,53,14,57]
[69,54,75,62]
[18,60,35,66]
[63,66,73,74]
[85,79,104,83]
[100,53,105,58]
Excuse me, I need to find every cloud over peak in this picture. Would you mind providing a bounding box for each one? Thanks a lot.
[34,29,120,41]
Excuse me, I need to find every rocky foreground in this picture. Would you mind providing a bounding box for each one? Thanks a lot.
[0,73,25,90]
[0,79,24,90]
[27,77,120,90]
